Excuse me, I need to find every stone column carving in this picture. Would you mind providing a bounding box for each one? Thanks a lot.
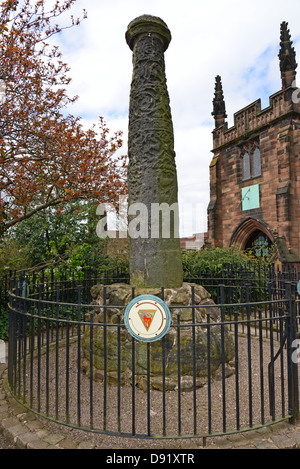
[126,15,183,288]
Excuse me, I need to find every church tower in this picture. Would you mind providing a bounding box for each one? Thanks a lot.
[207,22,300,265]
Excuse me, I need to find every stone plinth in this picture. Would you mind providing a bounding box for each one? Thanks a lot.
[82,284,235,392]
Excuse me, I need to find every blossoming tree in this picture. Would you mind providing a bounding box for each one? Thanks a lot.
[0,0,127,236]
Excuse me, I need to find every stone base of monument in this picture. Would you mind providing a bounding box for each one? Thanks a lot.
[81,283,235,392]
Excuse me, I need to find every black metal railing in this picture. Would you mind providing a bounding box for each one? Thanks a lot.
[2,261,300,329]
[6,272,300,440]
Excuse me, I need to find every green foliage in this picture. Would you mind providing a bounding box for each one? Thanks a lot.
[8,201,97,267]
[182,246,252,278]
[0,239,32,275]
[0,308,8,340]
[1,201,128,279]
[181,246,276,309]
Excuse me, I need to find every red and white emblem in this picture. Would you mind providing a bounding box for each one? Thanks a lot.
[124,295,171,342]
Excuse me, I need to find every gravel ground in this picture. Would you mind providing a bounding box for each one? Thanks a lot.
[17,329,295,450]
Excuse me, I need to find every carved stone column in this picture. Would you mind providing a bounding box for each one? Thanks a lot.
[126,15,183,288]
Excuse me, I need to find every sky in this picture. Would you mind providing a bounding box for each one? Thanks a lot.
[54,0,300,237]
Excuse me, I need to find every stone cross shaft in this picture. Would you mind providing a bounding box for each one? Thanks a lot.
[126,15,183,288]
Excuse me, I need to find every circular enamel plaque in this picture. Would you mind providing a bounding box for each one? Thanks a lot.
[124,295,171,342]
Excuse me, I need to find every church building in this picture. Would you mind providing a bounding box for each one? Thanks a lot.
[207,22,300,265]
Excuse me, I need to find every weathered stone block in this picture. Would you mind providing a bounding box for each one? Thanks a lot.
[82,283,235,391]
[0,340,6,364]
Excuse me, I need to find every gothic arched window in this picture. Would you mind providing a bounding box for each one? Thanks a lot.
[252,148,261,178]
[241,146,261,180]
[242,152,251,180]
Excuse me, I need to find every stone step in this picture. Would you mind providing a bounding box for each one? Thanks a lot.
[0,339,6,364]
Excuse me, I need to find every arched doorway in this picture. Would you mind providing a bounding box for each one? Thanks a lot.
[230,217,273,256]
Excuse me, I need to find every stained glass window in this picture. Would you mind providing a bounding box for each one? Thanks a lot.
[255,235,269,257]
[245,231,271,257]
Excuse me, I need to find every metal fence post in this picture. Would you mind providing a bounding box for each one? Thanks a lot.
[7,276,15,389]
[286,281,299,422]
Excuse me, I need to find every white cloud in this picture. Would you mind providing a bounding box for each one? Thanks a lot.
[55,0,300,236]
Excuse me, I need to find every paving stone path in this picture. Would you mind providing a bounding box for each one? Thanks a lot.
[1,362,300,450]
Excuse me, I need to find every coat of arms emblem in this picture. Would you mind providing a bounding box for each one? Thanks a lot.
[124,295,171,343]
[138,309,156,331]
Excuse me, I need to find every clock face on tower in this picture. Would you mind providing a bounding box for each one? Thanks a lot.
[241,184,260,211]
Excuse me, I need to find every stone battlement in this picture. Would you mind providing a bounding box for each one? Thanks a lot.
[212,86,300,149]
